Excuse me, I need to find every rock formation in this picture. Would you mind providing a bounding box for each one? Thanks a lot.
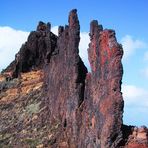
[43,9,88,147]
[0,9,148,148]
[4,21,57,78]
[79,21,124,148]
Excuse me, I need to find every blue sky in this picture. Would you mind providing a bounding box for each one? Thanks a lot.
[0,0,148,126]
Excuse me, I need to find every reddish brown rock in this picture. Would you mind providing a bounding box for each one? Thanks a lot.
[0,9,148,148]
[121,125,148,148]
[43,9,87,147]
[43,10,124,148]
[4,21,57,78]
[78,20,124,148]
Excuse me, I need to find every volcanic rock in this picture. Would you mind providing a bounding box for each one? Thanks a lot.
[0,9,148,148]
[4,21,57,78]
[79,20,124,148]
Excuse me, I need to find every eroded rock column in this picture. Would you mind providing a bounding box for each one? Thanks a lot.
[45,9,87,147]
[80,20,124,148]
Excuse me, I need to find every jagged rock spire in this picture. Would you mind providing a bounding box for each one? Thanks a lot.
[68,9,79,29]
[84,20,124,148]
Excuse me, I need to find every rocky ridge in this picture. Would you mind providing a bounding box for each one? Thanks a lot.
[0,9,148,148]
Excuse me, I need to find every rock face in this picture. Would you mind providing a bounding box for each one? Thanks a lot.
[4,21,57,78]
[43,9,88,147]
[79,21,124,148]
[0,9,148,148]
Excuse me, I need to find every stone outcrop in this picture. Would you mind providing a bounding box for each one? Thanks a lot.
[79,20,124,148]
[4,21,57,78]
[0,9,148,148]
[121,125,148,148]
[43,9,88,147]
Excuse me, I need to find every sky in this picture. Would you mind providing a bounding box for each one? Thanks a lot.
[0,0,148,126]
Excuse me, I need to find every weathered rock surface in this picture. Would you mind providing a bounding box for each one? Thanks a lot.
[43,9,88,147]
[4,21,57,78]
[0,9,148,148]
[79,20,124,148]
[121,125,148,148]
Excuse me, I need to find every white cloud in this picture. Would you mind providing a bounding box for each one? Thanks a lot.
[141,67,148,79]
[121,35,147,59]
[122,84,148,107]
[0,26,29,71]
[122,84,148,126]
[51,26,58,35]
[79,32,90,69]
[144,51,148,61]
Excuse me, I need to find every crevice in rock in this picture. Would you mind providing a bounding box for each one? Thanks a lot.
[63,118,67,128]
[77,57,88,107]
